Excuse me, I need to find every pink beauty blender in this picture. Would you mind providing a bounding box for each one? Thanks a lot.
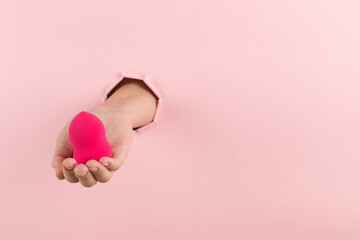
[68,111,112,165]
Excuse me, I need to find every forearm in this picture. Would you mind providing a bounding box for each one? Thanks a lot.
[99,78,158,129]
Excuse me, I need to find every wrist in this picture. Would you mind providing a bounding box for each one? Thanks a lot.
[99,80,158,129]
[89,105,134,129]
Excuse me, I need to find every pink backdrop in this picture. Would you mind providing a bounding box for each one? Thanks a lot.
[1,0,360,239]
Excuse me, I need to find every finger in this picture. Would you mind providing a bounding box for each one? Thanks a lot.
[73,164,97,188]
[99,146,131,171]
[99,155,124,171]
[62,158,79,183]
[52,127,74,180]
[52,128,73,168]
[86,160,113,183]
[52,154,65,180]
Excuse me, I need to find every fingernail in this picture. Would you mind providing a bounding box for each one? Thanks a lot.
[76,171,87,177]
[65,164,74,170]
[90,167,98,172]
[101,160,109,166]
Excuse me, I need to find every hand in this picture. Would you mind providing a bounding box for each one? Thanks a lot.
[52,78,158,187]
[51,106,134,187]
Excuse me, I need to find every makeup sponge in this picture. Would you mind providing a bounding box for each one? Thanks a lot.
[68,111,112,165]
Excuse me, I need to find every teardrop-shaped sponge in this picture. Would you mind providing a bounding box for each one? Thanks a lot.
[69,111,112,165]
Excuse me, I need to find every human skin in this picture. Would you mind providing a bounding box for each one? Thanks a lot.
[51,78,158,187]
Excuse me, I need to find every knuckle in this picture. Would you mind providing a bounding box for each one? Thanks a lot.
[99,178,110,183]
[55,171,64,180]
[56,174,64,180]
[65,175,78,183]
[112,165,120,171]
[82,182,96,188]
[110,160,122,171]
[68,179,79,183]
[113,162,123,171]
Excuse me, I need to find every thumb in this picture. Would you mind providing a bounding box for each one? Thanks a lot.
[100,139,133,171]
[99,129,134,171]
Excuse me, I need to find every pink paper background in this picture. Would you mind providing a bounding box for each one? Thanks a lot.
[1,0,360,239]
